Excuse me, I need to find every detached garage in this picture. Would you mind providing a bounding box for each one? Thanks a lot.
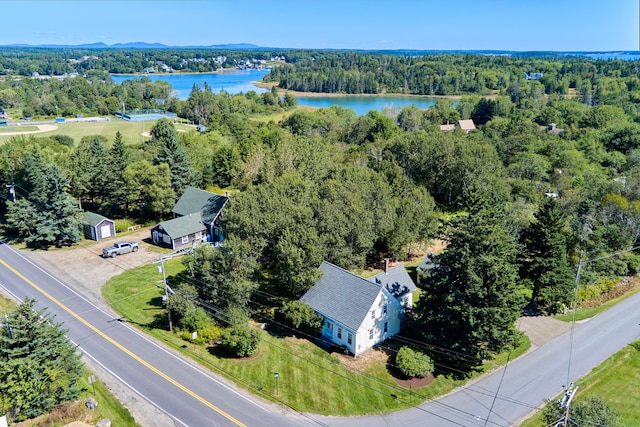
[82,211,116,241]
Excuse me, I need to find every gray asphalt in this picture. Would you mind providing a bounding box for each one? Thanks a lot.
[0,242,316,427]
[1,239,639,427]
[318,286,640,426]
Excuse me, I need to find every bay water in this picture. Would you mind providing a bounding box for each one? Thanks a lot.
[111,69,445,115]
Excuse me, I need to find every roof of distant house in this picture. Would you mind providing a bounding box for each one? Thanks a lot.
[172,187,228,224]
[458,119,476,131]
[368,265,416,299]
[417,252,437,274]
[440,123,456,131]
[301,261,387,331]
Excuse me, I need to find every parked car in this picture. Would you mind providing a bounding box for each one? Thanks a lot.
[102,241,139,258]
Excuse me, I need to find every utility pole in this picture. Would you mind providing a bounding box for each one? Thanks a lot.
[4,314,12,338]
[554,383,578,427]
[6,183,15,201]
[157,260,173,332]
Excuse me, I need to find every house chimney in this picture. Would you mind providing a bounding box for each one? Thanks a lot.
[384,258,390,274]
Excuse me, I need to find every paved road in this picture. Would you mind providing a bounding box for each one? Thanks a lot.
[319,287,640,426]
[0,242,315,427]
[1,239,639,427]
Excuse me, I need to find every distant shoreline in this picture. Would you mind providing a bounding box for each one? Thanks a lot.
[110,68,269,77]
[254,81,463,100]
[111,70,464,100]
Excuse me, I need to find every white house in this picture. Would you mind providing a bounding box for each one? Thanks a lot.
[301,261,416,356]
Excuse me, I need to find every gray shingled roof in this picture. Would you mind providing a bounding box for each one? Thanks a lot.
[417,252,437,274]
[301,261,385,331]
[172,187,228,224]
[156,212,206,239]
[368,265,416,299]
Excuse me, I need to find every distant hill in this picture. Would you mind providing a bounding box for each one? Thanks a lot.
[1,43,639,59]
[3,42,264,49]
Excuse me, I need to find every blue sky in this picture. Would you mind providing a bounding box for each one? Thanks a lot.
[1,0,638,51]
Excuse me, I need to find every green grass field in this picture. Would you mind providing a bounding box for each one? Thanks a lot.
[0,116,197,146]
[102,258,531,416]
[0,125,40,133]
[521,340,640,426]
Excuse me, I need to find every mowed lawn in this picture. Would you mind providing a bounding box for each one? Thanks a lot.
[522,340,640,426]
[102,258,530,416]
[0,116,196,145]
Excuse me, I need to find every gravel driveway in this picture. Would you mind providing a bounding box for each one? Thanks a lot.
[28,228,162,310]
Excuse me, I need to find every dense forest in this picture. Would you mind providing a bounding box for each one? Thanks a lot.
[2,48,640,365]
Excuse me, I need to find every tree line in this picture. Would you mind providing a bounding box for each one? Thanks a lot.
[1,51,640,367]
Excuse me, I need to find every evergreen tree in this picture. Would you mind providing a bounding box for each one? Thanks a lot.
[418,188,523,363]
[520,197,575,311]
[0,299,83,422]
[6,159,82,248]
[67,135,110,211]
[104,131,131,215]
[153,120,198,197]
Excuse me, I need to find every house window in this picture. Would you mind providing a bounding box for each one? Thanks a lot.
[369,329,374,340]
[181,236,189,244]
[327,322,333,333]
[337,328,342,339]
[348,333,352,345]
[384,322,388,333]
[383,304,387,315]
[371,310,375,319]
[195,231,202,239]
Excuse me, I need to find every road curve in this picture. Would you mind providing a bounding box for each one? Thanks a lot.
[1,238,639,426]
[318,286,640,426]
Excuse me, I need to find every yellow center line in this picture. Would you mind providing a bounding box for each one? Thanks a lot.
[0,257,246,427]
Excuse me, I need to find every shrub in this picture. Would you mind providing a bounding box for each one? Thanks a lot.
[197,324,223,344]
[396,346,434,378]
[220,323,259,357]
[180,306,210,333]
[51,134,75,147]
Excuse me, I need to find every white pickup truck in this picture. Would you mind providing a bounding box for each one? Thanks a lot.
[102,241,139,258]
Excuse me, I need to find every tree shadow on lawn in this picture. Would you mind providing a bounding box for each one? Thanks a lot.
[146,295,173,330]
[206,341,261,361]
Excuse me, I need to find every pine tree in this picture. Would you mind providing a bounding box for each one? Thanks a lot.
[6,162,82,247]
[105,131,131,215]
[520,197,575,311]
[0,299,83,422]
[152,120,198,197]
[67,135,110,211]
[418,189,523,363]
